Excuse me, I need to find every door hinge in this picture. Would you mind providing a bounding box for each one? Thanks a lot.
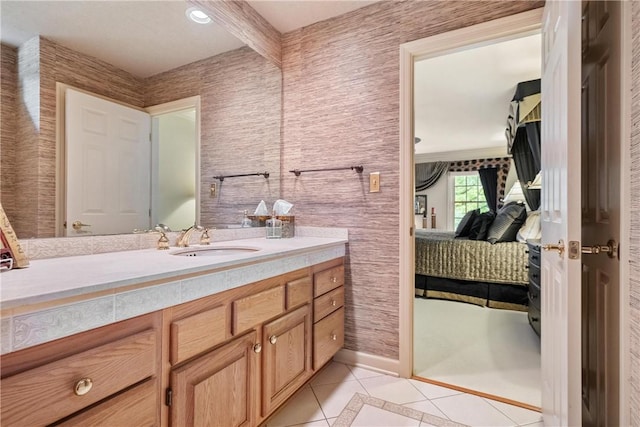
[165,388,173,406]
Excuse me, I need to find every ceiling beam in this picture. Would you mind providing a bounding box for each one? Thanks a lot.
[189,0,282,68]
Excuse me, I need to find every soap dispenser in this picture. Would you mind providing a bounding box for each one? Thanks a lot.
[266,211,282,239]
[241,210,252,228]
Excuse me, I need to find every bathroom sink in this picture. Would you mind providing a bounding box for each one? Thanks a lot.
[171,246,260,257]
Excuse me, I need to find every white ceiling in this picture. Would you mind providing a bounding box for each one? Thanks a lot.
[414,34,541,156]
[0,1,377,78]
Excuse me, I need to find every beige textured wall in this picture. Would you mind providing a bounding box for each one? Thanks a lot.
[629,2,640,422]
[281,0,543,359]
[145,46,281,228]
[0,45,17,223]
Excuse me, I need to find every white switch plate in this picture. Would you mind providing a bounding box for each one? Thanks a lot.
[370,172,380,192]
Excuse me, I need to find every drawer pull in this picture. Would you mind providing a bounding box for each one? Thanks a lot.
[331,299,337,307]
[269,335,278,345]
[331,276,337,283]
[253,343,262,353]
[74,378,93,396]
[331,333,337,341]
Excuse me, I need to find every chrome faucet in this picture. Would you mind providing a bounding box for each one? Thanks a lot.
[176,224,204,247]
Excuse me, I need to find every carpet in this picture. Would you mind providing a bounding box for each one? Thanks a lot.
[331,393,468,427]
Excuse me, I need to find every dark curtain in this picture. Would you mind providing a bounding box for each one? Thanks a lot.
[525,122,541,172]
[415,162,448,192]
[478,167,498,212]
[511,129,540,210]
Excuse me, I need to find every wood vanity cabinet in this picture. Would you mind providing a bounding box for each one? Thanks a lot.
[1,257,345,427]
[0,312,162,427]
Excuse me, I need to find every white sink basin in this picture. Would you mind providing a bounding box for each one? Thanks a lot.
[171,246,260,257]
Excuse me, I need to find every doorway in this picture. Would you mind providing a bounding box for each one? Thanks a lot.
[397,7,544,406]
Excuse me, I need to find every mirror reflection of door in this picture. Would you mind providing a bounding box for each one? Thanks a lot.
[150,108,197,232]
[411,32,542,408]
[65,88,151,236]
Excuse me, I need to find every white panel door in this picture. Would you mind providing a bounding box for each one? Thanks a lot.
[65,89,151,236]
[540,1,582,425]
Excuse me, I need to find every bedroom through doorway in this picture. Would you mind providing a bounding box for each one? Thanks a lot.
[411,26,542,409]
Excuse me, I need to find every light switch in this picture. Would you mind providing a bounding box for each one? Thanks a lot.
[370,172,380,193]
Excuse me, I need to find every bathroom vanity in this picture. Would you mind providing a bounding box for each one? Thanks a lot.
[0,233,347,426]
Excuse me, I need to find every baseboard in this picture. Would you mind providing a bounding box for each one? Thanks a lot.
[333,349,400,377]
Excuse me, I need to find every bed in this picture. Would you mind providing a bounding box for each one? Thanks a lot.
[415,230,529,311]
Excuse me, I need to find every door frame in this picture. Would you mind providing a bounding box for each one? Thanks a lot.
[398,6,631,421]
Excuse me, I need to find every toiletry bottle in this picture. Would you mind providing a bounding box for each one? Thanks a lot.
[266,211,282,239]
[241,210,252,227]
[431,207,436,229]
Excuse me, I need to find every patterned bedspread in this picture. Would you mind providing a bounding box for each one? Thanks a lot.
[415,230,528,285]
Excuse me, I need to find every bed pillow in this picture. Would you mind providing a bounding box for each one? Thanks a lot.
[455,208,480,237]
[468,211,496,240]
[517,210,541,242]
[486,202,528,244]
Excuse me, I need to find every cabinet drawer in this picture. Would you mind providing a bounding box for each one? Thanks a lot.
[528,262,540,285]
[57,378,158,426]
[314,265,344,297]
[171,305,228,365]
[313,307,344,370]
[314,286,344,322]
[233,285,285,334]
[287,276,312,309]
[529,304,541,337]
[1,329,156,427]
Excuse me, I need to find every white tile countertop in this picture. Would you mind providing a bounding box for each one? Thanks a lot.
[0,231,347,354]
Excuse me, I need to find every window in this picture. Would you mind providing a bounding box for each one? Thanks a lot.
[452,172,488,229]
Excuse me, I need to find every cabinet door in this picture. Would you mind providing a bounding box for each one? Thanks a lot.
[170,331,258,427]
[262,304,312,416]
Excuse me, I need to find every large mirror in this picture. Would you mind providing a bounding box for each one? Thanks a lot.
[0,1,282,239]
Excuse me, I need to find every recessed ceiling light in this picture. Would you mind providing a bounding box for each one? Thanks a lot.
[186,7,211,24]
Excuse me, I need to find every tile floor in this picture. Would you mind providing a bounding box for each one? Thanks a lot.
[261,361,543,427]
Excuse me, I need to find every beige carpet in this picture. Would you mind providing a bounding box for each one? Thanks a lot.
[332,393,468,427]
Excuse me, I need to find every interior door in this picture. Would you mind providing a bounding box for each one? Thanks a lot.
[540,1,582,425]
[580,1,622,425]
[65,88,151,236]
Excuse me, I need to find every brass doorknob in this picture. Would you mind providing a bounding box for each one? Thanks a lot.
[543,240,565,258]
[582,240,618,259]
[74,378,93,396]
[72,221,91,231]
[269,335,277,345]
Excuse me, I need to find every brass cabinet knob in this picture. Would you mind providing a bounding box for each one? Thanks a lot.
[269,335,277,345]
[331,277,337,283]
[331,300,337,307]
[253,343,262,353]
[74,378,93,396]
[331,333,337,341]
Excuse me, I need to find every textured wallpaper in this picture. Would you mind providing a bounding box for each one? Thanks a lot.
[0,45,17,225]
[281,0,543,359]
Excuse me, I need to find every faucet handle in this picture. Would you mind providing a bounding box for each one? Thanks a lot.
[156,231,170,250]
[200,228,211,245]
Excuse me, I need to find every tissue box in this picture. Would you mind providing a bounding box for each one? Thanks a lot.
[276,216,295,238]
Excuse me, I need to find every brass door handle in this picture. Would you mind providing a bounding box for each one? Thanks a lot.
[543,240,565,258]
[582,240,618,258]
[72,221,91,231]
